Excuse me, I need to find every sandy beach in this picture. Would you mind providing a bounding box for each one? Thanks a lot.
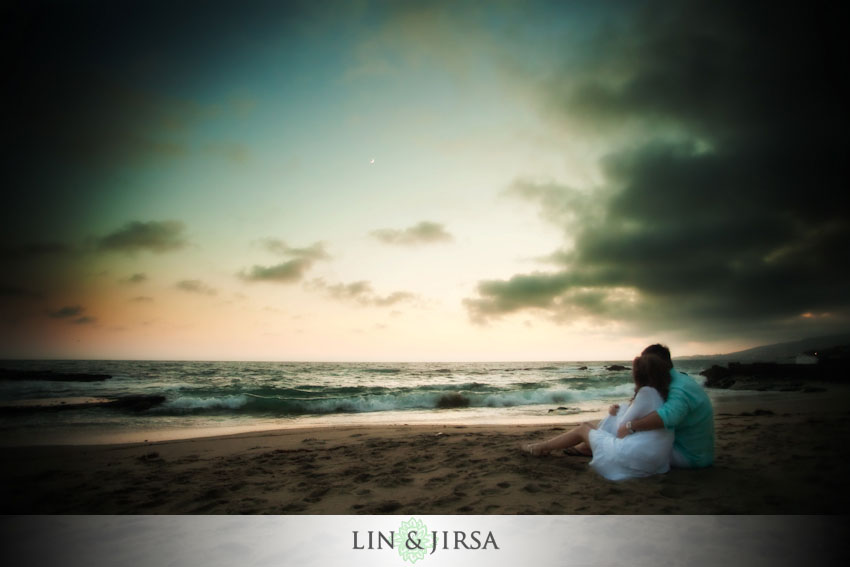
[3,386,850,514]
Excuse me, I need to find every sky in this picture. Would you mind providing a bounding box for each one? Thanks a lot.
[2,0,847,361]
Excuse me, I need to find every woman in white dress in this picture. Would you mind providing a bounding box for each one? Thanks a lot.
[521,353,674,481]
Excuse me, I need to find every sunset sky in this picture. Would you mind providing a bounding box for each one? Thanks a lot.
[2,0,847,361]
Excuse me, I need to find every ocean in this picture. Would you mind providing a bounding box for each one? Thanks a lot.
[0,359,722,445]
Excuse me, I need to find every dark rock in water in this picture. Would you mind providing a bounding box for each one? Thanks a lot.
[700,365,735,388]
[435,393,470,409]
[548,406,580,414]
[0,369,111,382]
[577,366,588,370]
[739,409,777,417]
[103,395,166,412]
[606,364,628,371]
[0,395,166,415]
[138,452,162,462]
[701,355,850,391]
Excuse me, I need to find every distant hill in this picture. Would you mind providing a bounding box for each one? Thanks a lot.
[676,332,850,363]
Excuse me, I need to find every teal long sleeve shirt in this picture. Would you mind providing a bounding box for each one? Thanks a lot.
[656,369,715,467]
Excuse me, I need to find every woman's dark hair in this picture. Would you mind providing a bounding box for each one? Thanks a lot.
[632,353,671,400]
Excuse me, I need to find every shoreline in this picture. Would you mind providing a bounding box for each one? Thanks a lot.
[0,384,783,448]
[0,407,614,447]
[3,386,850,514]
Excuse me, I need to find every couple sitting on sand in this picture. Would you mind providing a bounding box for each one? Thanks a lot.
[522,344,714,481]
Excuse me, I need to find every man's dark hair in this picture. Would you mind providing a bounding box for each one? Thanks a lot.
[642,344,672,369]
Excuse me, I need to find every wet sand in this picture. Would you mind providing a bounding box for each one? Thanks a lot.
[2,386,850,514]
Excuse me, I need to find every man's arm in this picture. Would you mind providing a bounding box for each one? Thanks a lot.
[616,411,664,438]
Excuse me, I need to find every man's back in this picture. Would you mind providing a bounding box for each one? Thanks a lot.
[656,369,715,467]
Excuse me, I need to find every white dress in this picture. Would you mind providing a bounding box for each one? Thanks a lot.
[587,386,673,481]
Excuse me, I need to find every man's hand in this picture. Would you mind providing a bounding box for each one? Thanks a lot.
[608,404,620,416]
[617,412,663,438]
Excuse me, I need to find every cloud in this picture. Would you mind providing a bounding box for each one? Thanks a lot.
[259,239,330,261]
[98,221,187,254]
[240,260,313,283]
[370,221,453,246]
[175,279,217,296]
[47,305,84,319]
[240,241,329,283]
[464,1,849,341]
[308,279,417,307]
[46,305,96,325]
[121,273,148,284]
[129,296,154,303]
[464,271,571,319]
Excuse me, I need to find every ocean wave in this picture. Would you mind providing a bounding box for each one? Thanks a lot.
[160,395,249,411]
[144,382,635,416]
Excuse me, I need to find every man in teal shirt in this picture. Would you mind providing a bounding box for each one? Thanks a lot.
[617,344,715,468]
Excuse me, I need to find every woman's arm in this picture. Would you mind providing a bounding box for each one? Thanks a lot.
[618,388,659,424]
[617,411,665,438]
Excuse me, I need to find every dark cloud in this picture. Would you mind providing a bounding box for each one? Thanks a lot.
[466,1,849,341]
[129,296,154,303]
[98,221,187,254]
[240,241,329,283]
[370,221,453,246]
[259,240,330,261]
[46,305,96,325]
[121,273,148,284]
[464,271,571,321]
[47,305,84,319]
[240,259,313,283]
[175,280,217,296]
[308,279,416,307]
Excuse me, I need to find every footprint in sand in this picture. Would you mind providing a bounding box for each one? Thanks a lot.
[303,487,329,503]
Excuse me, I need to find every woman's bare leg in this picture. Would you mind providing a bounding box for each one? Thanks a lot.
[523,423,593,456]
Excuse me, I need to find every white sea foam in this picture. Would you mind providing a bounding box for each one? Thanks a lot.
[0,359,718,445]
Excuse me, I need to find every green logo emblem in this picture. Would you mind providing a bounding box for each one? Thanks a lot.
[397,517,432,564]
